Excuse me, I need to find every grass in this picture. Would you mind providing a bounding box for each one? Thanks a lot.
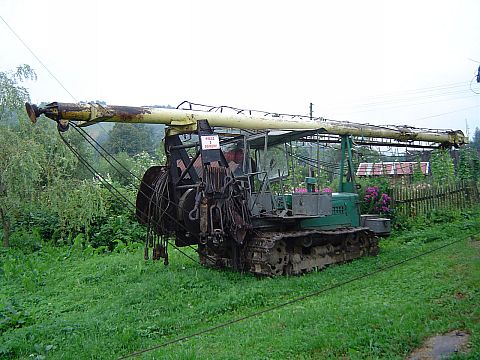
[1,209,480,359]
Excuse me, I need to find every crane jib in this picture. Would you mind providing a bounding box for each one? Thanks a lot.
[25,101,466,146]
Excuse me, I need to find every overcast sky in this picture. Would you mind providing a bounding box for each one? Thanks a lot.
[1,0,480,136]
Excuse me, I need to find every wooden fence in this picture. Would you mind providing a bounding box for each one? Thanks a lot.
[391,181,480,217]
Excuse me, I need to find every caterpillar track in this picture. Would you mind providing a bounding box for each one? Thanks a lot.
[199,228,379,276]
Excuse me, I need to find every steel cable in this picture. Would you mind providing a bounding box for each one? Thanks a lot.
[58,131,206,265]
[67,124,222,263]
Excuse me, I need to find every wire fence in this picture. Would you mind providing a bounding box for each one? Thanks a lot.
[391,181,479,217]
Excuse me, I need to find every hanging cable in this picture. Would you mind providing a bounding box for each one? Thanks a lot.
[115,235,466,360]
[57,130,213,265]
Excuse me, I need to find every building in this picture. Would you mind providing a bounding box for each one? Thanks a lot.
[356,162,430,178]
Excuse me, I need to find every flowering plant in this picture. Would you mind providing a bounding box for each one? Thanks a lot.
[294,187,308,193]
[293,187,333,193]
[363,186,391,215]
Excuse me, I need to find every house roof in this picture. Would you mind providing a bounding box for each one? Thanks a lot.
[356,162,430,176]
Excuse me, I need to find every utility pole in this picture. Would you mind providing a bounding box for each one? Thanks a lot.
[309,102,314,177]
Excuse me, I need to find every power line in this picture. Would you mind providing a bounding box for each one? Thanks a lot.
[330,93,478,116]
[345,86,470,108]
[323,83,469,112]
[470,75,480,95]
[1,14,114,141]
[115,236,465,359]
[0,14,77,102]
[414,104,480,121]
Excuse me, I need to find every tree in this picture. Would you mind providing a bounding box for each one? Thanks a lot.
[469,127,480,151]
[0,65,104,247]
[0,65,38,246]
[104,123,155,156]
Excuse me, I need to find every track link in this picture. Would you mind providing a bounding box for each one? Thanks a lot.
[244,228,379,276]
[198,228,378,276]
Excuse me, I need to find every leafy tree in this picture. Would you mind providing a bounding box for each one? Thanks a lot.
[0,65,36,123]
[0,65,104,247]
[355,146,382,165]
[104,123,155,156]
[469,127,480,151]
[0,65,37,246]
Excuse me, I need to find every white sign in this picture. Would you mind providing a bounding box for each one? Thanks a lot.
[201,135,220,150]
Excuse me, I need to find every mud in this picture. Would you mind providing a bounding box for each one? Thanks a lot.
[407,330,470,360]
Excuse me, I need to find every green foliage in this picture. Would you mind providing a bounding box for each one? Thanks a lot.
[430,149,455,184]
[95,151,157,186]
[411,156,425,183]
[0,64,36,122]
[46,180,106,237]
[0,302,33,334]
[458,147,480,182]
[354,145,382,166]
[104,123,155,156]
[90,214,145,250]
[469,127,480,151]
[0,65,40,246]
[0,65,110,248]
[356,176,392,214]
[8,228,43,253]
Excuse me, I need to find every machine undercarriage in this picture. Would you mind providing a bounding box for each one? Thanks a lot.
[200,228,378,276]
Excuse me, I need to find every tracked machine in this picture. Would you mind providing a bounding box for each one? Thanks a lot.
[25,101,466,275]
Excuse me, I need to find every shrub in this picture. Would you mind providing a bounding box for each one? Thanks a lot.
[362,185,391,215]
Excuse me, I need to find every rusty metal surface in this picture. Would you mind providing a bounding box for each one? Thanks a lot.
[105,105,152,122]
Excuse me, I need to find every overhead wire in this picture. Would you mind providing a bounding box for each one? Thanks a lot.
[0,14,111,137]
[3,12,476,138]
[320,83,472,112]
[0,14,77,102]
[0,13,216,265]
[330,93,478,116]
[413,103,480,121]
[469,75,480,95]
[59,128,204,264]
[340,86,471,109]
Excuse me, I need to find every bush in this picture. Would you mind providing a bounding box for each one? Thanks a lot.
[90,214,145,250]
[357,177,392,215]
[8,229,43,253]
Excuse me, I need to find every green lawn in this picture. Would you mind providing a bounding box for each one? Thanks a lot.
[1,210,479,359]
